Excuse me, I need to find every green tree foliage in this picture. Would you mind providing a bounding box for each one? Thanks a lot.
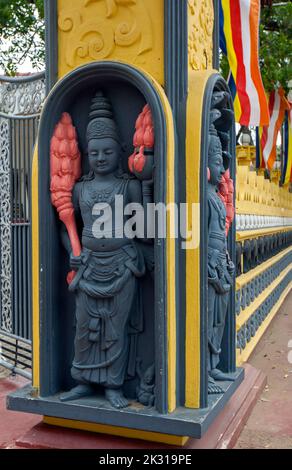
[0,0,45,75]
[259,2,292,93]
[220,0,292,94]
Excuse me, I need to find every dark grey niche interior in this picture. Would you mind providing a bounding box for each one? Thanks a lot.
[37,62,171,414]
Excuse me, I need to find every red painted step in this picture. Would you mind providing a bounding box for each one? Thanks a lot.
[0,375,41,449]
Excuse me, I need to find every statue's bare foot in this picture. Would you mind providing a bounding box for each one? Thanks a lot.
[105,388,129,409]
[208,376,224,395]
[210,368,235,382]
[60,384,94,402]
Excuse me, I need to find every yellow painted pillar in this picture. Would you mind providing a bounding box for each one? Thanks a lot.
[57,0,165,85]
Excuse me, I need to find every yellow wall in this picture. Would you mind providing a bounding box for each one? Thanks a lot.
[57,0,164,85]
[236,164,292,217]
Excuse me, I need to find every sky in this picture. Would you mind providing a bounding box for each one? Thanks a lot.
[0,37,43,76]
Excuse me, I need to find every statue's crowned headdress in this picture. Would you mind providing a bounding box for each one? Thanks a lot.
[208,127,223,158]
[86,91,120,143]
[208,109,223,159]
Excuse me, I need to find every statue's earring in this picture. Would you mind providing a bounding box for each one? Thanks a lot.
[207,167,211,181]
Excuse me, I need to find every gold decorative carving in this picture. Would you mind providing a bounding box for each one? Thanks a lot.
[58,0,164,84]
[188,0,214,71]
[85,0,137,19]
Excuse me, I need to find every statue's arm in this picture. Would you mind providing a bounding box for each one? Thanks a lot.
[207,195,212,231]
[60,183,82,255]
[128,178,154,242]
[128,178,143,205]
[60,225,71,255]
[128,179,144,238]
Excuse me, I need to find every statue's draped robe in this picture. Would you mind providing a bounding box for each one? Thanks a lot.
[71,177,145,387]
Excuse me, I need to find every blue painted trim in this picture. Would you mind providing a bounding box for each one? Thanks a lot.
[213,0,220,70]
[165,0,188,407]
[281,112,289,185]
[0,72,45,83]
[219,0,227,56]
[44,0,58,94]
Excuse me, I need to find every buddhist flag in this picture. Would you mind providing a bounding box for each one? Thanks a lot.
[281,106,292,186]
[220,0,269,126]
[260,88,290,170]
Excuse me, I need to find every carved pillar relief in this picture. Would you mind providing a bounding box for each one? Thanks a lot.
[58,0,164,85]
[188,0,214,72]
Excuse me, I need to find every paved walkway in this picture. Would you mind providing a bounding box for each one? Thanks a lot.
[0,374,40,449]
[235,291,292,449]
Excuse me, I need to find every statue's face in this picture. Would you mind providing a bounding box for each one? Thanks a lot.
[208,151,225,186]
[88,138,120,175]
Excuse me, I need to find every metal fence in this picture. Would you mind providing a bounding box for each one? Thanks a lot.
[0,72,45,377]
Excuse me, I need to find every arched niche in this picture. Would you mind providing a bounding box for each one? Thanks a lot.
[200,74,237,407]
[185,71,238,410]
[35,61,176,414]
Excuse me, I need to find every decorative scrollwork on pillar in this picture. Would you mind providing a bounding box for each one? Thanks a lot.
[188,0,214,71]
[57,0,165,84]
[58,0,153,68]
[0,118,12,333]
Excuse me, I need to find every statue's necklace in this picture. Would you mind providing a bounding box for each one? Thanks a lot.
[86,179,122,204]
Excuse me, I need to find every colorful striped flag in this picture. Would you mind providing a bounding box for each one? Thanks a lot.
[220,0,269,126]
[260,88,290,170]
[281,106,292,186]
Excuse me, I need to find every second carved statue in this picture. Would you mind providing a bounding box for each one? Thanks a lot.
[207,91,236,395]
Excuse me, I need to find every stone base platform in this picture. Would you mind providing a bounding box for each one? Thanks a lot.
[2,364,266,448]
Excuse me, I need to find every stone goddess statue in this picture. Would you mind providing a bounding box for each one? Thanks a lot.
[207,111,235,395]
[51,92,153,409]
